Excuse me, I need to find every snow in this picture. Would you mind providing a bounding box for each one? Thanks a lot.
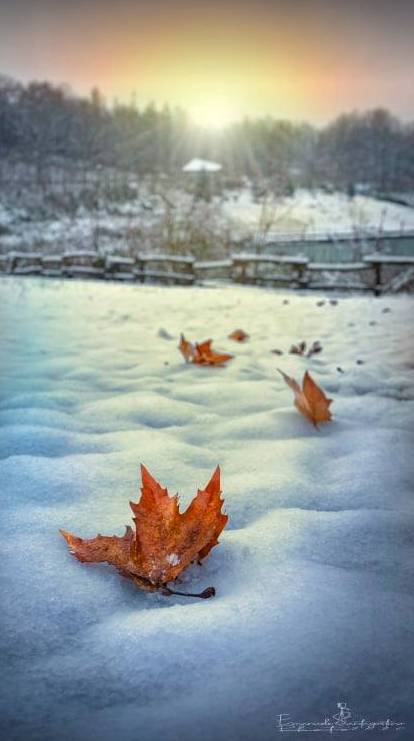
[222,188,414,237]
[2,187,414,258]
[167,553,180,566]
[182,158,222,172]
[1,276,413,741]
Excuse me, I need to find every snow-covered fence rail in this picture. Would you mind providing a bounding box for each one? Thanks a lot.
[1,250,414,293]
[305,261,374,292]
[193,259,233,279]
[231,254,309,287]
[135,255,195,284]
[363,254,414,294]
[225,254,373,291]
[0,251,196,284]
[261,231,414,263]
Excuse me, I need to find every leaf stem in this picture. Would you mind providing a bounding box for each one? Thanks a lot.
[161,585,216,599]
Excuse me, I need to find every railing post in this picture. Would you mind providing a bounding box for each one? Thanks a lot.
[232,257,247,283]
[8,251,17,273]
[374,262,382,296]
[296,260,309,288]
[184,257,196,284]
[191,259,196,284]
[135,254,145,283]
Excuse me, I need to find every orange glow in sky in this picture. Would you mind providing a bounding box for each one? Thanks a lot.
[0,0,413,126]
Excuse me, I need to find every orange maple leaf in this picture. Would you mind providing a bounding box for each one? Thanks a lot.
[228,329,249,342]
[278,369,333,427]
[179,334,233,366]
[60,465,228,599]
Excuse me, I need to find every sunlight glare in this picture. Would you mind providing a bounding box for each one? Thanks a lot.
[189,100,239,130]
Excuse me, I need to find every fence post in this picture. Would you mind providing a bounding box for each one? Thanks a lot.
[374,262,382,296]
[136,254,145,283]
[296,261,309,288]
[232,256,247,283]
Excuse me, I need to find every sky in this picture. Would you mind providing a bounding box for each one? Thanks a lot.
[0,0,413,127]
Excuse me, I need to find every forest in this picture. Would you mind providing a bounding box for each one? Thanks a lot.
[1,75,414,193]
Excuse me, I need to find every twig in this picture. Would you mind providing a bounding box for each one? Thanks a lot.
[161,585,216,599]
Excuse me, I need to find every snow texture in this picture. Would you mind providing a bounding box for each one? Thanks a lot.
[2,188,414,256]
[222,188,414,236]
[1,276,413,741]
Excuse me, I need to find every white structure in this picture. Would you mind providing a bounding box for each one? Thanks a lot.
[182,158,222,173]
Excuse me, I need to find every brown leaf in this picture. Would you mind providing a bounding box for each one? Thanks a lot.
[194,339,234,366]
[289,340,307,355]
[179,334,233,366]
[307,340,322,357]
[278,369,333,426]
[178,333,196,363]
[60,465,228,596]
[228,329,249,342]
[289,340,322,357]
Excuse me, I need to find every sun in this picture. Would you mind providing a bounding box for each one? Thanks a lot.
[188,100,240,130]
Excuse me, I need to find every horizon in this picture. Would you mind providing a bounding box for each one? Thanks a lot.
[3,72,414,133]
[1,0,413,128]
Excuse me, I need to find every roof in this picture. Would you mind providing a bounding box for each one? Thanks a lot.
[182,158,222,173]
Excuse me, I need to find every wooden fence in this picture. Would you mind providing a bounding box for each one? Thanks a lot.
[1,250,414,294]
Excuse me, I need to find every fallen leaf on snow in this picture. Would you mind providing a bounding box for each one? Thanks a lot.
[179,334,233,366]
[178,333,196,362]
[289,340,323,357]
[307,340,323,356]
[60,465,228,599]
[289,340,307,356]
[228,329,249,342]
[278,369,333,426]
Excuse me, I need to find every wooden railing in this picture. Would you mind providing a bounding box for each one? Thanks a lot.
[1,250,414,293]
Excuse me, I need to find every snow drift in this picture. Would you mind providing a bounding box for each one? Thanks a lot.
[0,276,413,740]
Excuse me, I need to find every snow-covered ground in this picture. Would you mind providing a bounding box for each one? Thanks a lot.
[222,188,414,237]
[1,187,414,256]
[1,277,414,741]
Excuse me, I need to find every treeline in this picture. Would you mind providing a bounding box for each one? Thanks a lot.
[0,75,413,192]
